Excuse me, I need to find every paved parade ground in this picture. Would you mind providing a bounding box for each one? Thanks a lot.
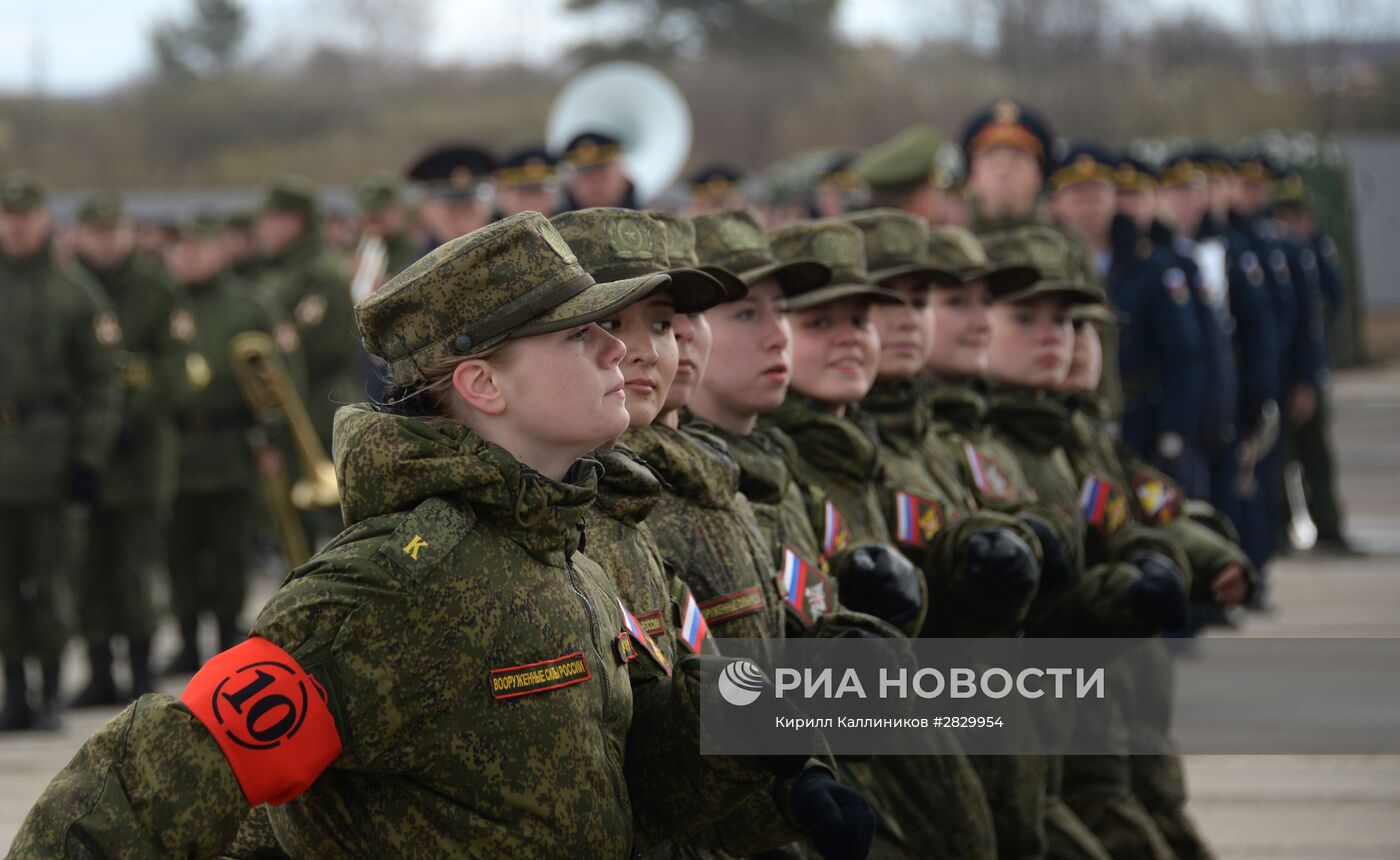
[4,362,1399,857]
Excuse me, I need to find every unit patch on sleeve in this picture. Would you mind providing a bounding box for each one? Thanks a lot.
[489,651,592,701]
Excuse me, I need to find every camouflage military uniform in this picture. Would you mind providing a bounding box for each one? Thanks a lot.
[167,267,282,660]
[0,175,121,730]
[11,214,814,858]
[624,424,786,640]
[72,236,182,700]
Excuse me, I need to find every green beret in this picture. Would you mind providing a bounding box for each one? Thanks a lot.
[354,170,403,214]
[262,174,319,218]
[77,192,124,227]
[1,171,46,213]
[980,226,1103,304]
[549,208,725,314]
[767,220,905,311]
[359,211,666,386]
[851,124,945,192]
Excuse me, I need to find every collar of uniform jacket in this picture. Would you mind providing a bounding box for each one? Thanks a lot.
[985,383,1075,454]
[621,424,740,509]
[590,443,663,526]
[759,393,880,481]
[860,377,929,454]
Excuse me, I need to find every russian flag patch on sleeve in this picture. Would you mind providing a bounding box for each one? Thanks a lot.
[678,590,710,655]
[893,490,943,548]
[619,598,671,675]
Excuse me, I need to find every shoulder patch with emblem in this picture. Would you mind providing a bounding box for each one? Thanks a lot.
[1079,475,1129,535]
[821,499,849,558]
[377,497,474,585]
[170,308,196,343]
[619,598,671,675]
[678,589,711,654]
[780,547,832,626]
[892,490,944,548]
[965,442,1019,502]
[295,294,328,327]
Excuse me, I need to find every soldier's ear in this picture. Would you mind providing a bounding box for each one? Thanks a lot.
[451,359,506,416]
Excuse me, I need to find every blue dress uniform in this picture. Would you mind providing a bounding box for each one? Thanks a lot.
[1105,214,1207,491]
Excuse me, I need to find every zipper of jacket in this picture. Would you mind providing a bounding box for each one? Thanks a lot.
[563,545,630,851]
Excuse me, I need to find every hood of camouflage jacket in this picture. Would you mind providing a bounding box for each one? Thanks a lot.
[861,377,928,455]
[334,404,599,557]
[925,378,989,433]
[591,443,663,526]
[985,384,1074,454]
[622,423,739,509]
[760,394,880,483]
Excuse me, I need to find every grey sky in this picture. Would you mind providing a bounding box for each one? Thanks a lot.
[1,0,1392,96]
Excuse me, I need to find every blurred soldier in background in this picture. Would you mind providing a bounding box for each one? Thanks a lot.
[492,146,562,219]
[406,143,496,249]
[221,211,263,281]
[684,162,747,216]
[808,153,867,219]
[69,193,182,706]
[559,131,639,211]
[1273,173,1357,555]
[253,175,356,456]
[160,217,284,673]
[852,123,956,225]
[352,170,419,286]
[0,173,120,731]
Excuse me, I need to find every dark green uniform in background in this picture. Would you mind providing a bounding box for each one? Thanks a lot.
[70,193,184,706]
[164,227,285,671]
[0,173,121,731]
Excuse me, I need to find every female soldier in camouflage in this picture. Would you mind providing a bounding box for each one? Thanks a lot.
[11,213,873,860]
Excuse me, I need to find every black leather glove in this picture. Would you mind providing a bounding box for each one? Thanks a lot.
[1126,550,1190,630]
[965,528,1039,598]
[1020,517,1072,592]
[789,767,877,860]
[66,465,101,504]
[838,544,921,628]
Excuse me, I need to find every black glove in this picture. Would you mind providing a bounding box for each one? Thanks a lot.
[838,544,921,628]
[965,528,1039,598]
[789,767,877,860]
[1020,517,1072,592]
[1126,550,1190,630]
[66,465,101,504]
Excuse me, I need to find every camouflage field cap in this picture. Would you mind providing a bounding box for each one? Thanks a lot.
[768,219,906,311]
[358,211,667,386]
[173,214,226,239]
[0,171,46,213]
[691,209,829,293]
[979,226,1104,304]
[76,192,124,227]
[1071,302,1123,327]
[262,173,320,218]
[645,209,747,303]
[925,225,1038,297]
[845,209,948,285]
[354,171,403,214]
[550,208,725,313]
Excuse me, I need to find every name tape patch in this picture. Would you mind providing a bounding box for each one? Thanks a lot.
[489,651,592,701]
[700,585,767,626]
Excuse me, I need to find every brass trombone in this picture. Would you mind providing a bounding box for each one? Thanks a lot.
[229,331,340,567]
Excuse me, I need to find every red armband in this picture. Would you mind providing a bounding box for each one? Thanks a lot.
[181,636,342,807]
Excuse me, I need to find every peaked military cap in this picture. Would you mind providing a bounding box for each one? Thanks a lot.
[852,124,946,192]
[845,209,947,285]
[960,100,1054,171]
[646,210,747,302]
[358,211,664,385]
[561,131,624,168]
[1114,156,1158,192]
[354,170,403,214]
[550,208,725,314]
[1158,152,1210,188]
[687,163,745,200]
[768,219,905,311]
[1049,145,1118,192]
[496,146,558,189]
[816,153,864,189]
[77,192,124,226]
[1,171,46,213]
[925,225,1038,296]
[1234,148,1284,187]
[1273,171,1310,209]
[692,209,831,295]
[1185,146,1234,180]
[262,174,320,218]
[406,144,497,200]
[980,226,1103,304]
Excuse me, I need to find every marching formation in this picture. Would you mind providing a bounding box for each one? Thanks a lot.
[0,95,1353,859]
